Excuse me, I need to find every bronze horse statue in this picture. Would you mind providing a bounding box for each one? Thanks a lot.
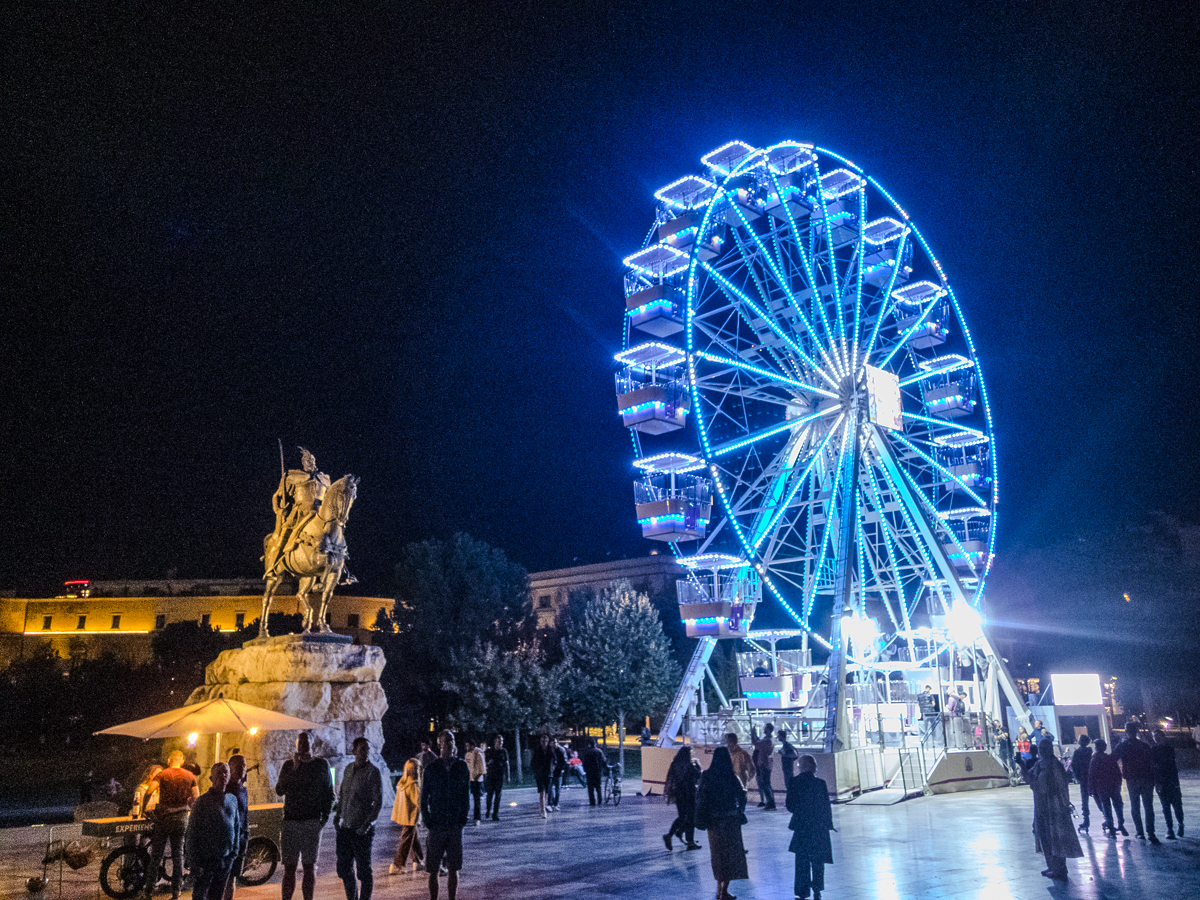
[259,474,359,636]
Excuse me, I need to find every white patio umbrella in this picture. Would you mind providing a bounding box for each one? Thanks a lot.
[95,695,320,739]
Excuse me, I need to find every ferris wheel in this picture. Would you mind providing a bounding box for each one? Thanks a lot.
[616,141,1011,749]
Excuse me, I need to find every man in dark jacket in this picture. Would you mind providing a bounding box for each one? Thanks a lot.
[421,731,469,900]
[1070,735,1093,833]
[786,755,833,900]
[1113,723,1158,843]
[581,739,607,807]
[917,685,940,747]
[186,763,240,900]
[276,733,335,900]
[1151,730,1184,839]
[1088,739,1125,837]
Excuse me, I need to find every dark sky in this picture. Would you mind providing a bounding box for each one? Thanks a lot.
[5,1,1199,599]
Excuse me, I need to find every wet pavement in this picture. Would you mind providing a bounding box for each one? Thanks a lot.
[3,775,1196,900]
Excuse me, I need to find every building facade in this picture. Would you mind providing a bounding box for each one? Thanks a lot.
[528,553,685,629]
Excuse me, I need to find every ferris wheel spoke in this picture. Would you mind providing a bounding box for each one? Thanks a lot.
[860,480,917,658]
[694,351,837,399]
[698,261,838,387]
[889,431,988,507]
[859,231,910,368]
[749,418,842,550]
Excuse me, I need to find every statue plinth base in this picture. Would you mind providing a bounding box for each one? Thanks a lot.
[187,638,391,811]
[243,632,353,649]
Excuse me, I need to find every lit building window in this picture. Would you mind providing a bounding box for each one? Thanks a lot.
[42,615,52,631]
[235,612,245,629]
[111,615,121,629]
[201,613,211,627]
[76,615,87,630]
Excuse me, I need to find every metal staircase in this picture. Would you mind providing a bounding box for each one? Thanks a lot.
[656,636,717,746]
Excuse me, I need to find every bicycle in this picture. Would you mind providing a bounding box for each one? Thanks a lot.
[602,761,622,806]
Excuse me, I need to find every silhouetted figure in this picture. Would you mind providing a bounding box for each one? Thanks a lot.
[1088,739,1125,837]
[581,740,606,807]
[695,747,748,900]
[1113,722,1158,843]
[1151,729,1184,839]
[786,755,834,900]
[420,731,469,900]
[1022,738,1082,881]
[662,746,701,851]
[1070,735,1093,833]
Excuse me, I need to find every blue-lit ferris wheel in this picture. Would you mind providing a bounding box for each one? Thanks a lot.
[616,141,1005,748]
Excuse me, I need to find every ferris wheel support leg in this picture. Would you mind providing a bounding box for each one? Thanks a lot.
[869,426,1034,734]
[656,637,718,747]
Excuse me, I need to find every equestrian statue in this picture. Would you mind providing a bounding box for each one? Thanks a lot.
[259,446,359,637]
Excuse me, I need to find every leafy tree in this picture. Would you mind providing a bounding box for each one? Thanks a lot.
[375,534,531,761]
[558,581,679,772]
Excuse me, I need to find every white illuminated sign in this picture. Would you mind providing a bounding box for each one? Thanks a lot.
[865,365,902,431]
[1051,673,1102,706]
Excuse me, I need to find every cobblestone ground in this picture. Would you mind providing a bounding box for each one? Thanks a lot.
[3,776,1196,900]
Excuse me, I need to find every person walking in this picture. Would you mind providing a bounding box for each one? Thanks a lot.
[1113,722,1159,843]
[185,762,241,900]
[944,690,964,749]
[462,740,486,825]
[549,738,568,812]
[917,685,940,747]
[275,733,334,900]
[724,733,755,792]
[751,724,776,810]
[1022,738,1083,882]
[778,728,799,781]
[221,755,250,900]
[531,733,555,819]
[694,747,748,900]
[483,735,508,821]
[334,737,382,900]
[1070,735,1093,834]
[662,746,701,851]
[144,750,199,900]
[786,755,834,900]
[1151,729,1184,839]
[581,739,606,807]
[1088,739,1126,837]
[389,760,423,875]
[420,731,470,900]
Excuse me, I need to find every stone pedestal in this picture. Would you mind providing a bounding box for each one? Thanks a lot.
[187,635,393,811]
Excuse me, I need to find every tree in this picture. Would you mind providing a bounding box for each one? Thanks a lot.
[558,581,679,772]
[375,534,531,761]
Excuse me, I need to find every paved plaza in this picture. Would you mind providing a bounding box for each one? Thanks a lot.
[3,777,1196,900]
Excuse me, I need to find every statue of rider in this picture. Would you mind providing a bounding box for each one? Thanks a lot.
[263,447,331,578]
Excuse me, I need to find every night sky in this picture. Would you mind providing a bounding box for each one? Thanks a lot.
[5,2,1199,605]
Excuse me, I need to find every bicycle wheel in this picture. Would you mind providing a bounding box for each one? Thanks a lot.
[100,846,150,900]
[236,837,279,887]
[612,781,621,807]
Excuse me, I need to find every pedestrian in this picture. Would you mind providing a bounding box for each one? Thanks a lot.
[724,733,755,792]
[778,728,799,781]
[531,733,555,819]
[420,730,469,900]
[1112,722,1159,843]
[1030,719,1055,746]
[581,739,606,807]
[462,739,486,825]
[662,746,701,851]
[566,747,587,788]
[275,733,334,900]
[185,762,241,900]
[992,720,1013,775]
[694,746,748,900]
[130,764,162,819]
[1088,739,1126,837]
[1151,729,1184,839]
[144,750,199,900]
[483,735,508,821]
[221,755,250,900]
[549,738,568,811]
[1022,738,1083,882]
[751,724,776,809]
[1015,726,1032,765]
[786,755,834,900]
[1070,735,1093,834]
[334,737,382,900]
[388,760,424,875]
[917,684,940,746]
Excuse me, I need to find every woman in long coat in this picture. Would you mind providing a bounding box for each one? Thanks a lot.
[786,755,834,900]
[663,746,702,850]
[1022,738,1083,881]
[695,746,748,900]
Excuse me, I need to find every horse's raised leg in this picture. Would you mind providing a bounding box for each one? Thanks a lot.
[259,576,283,638]
[316,567,339,634]
[298,576,315,633]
